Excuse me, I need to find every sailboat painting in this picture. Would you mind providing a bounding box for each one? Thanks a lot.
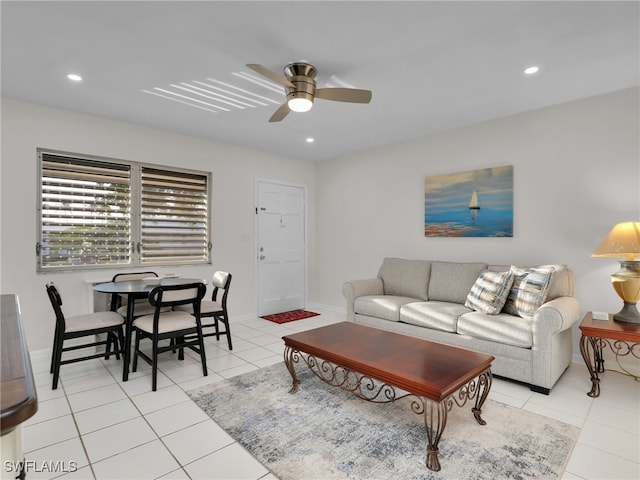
[469,190,480,210]
[425,165,513,237]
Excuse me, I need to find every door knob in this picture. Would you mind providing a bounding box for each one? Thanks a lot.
[259,255,266,260]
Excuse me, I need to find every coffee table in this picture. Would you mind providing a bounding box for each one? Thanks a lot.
[282,322,494,471]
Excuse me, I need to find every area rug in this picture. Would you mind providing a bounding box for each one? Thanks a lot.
[188,363,578,480]
[260,309,320,324]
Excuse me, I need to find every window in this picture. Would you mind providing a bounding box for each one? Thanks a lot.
[38,150,211,271]
[140,167,209,264]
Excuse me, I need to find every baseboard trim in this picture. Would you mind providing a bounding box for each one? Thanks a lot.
[29,347,51,360]
[305,303,346,314]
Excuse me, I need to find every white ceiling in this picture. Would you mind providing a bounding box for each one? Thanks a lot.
[2,1,638,161]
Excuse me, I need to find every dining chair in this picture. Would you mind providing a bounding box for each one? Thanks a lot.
[131,282,207,391]
[176,271,233,350]
[110,271,159,318]
[46,282,125,390]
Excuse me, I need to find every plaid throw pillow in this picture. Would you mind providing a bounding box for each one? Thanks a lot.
[503,265,555,319]
[464,270,515,315]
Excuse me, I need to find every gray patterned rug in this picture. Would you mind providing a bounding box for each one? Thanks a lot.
[188,363,578,480]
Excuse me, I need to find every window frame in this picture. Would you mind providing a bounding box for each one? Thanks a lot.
[37,149,212,272]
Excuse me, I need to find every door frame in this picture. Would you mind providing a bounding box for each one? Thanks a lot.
[254,178,308,316]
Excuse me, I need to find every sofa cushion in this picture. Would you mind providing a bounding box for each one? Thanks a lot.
[377,258,431,300]
[491,264,573,301]
[428,262,488,304]
[503,265,556,319]
[354,295,418,322]
[457,311,533,348]
[488,264,510,273]
[545,265,574,299]
[464,270,514,315]
[400,301,471,333]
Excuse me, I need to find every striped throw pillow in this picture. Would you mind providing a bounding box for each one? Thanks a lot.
[503,265,555,319]
[464,270,515,315]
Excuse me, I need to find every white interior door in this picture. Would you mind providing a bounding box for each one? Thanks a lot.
[256,181,306,316]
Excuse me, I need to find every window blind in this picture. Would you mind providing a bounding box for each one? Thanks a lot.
[140,167,209,264]
[39,153,132,268]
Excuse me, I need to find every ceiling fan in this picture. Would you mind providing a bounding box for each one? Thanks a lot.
[246,62,372,122]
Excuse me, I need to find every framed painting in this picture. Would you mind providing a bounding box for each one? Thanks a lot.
[424,165,513,237]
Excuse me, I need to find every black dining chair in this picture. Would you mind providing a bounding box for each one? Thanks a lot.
[46,282,125,390]
[110,271,160,318]
[131,282,207,391]
[176,271,233,350]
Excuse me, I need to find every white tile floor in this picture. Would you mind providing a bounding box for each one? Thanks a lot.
[24,308,640,480]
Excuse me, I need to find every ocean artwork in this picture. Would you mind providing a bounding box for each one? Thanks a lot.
[424,165,513,237]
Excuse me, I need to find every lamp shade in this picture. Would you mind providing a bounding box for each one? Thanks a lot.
[591,222,640,261]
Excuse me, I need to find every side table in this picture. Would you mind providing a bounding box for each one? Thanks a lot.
[579,312,640,397]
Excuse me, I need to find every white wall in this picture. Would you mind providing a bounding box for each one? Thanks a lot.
[0,98,316,351]
[3,88,639,359]
[315,87,639,360]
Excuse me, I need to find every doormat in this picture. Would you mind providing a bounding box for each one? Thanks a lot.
[260,309,320,324]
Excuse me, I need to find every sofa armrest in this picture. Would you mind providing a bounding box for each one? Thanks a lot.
[342,278,384,321]
[532,296,581,341]
[530,296,580,390]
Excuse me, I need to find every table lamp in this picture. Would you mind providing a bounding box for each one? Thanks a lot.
[591,221,640,323]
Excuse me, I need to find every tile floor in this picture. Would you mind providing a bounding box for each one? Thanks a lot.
[23,308,640,479]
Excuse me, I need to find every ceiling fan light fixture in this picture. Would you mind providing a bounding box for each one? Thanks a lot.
[247,62,371,122]
[288,97,313,112]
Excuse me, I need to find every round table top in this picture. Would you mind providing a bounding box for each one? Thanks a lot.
[93,277,207,294]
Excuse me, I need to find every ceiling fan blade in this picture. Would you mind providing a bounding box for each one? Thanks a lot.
[246,64,294,88]
[315,88,372,104]
[269,102,290,123]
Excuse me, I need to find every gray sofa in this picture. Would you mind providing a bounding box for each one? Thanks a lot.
[342,258,580,394]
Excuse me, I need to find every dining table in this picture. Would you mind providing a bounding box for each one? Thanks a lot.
[92,277,207,381]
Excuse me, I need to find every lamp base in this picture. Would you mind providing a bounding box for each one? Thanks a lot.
[613,302,640,323]
[610,261,640,323]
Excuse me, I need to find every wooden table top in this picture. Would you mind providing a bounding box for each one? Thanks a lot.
[579,312,640,342]
[283,322,494,401]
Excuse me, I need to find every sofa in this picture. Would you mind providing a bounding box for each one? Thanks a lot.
[342,258,580,394]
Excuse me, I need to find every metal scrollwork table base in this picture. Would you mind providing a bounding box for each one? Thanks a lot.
[579,312,640,397]
[281,322,494,472]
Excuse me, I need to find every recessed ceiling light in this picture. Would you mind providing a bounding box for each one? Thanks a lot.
[524,66,539,75]
[306,137,315,143]
[66,73,83,82]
